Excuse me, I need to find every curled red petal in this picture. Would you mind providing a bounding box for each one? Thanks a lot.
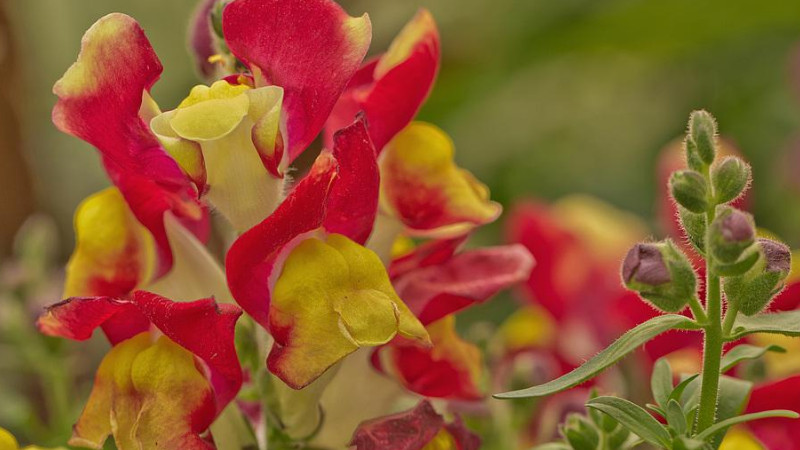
[188,0,219,79]
[52,13,207,274]
[393,244,534,325]
[349,400,444,450]
[322,117,379,244]
[223,0,372,161]
[225,152,338,328]
[327,9,440,152]
[131,291,243,410]
[36,296,148,345]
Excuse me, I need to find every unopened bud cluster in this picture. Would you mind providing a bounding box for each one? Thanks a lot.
[622,110,790,316]
[558,399,631,450]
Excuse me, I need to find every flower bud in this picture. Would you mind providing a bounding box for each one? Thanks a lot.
[708,206,755,264]
[711,156,750,204]
[678,206,706,253]
[684,138,706,173]
[724,238,792,316]
[688,110,717,166]
[669,170,709,214]
[622,240,697,312]
[562,414,600,450]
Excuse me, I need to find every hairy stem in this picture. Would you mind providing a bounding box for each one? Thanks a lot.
[697,208,723,433]
[688,295,708,323]
[721,304,739,337]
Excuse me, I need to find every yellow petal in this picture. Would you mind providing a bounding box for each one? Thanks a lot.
[269,233,429,388]
[422,428,459,450]
[719,427,764,450]
[64,188,156,298]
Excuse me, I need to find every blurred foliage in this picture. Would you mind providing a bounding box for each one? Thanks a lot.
[8,0,800,252]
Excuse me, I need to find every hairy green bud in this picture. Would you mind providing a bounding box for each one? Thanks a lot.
[562,414,600,450]
[711,156,750,204]
[724,238,792,316]
[678,206,706,253]
[688,110,717,166]
[622,240,697,312]
[708,206,755,264]
[669,170,709,214]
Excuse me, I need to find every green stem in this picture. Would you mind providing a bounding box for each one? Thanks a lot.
[721,304,739,338]
[697,207,723,434]
[688,295,708,323]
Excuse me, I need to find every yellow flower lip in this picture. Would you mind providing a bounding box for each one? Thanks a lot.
[268,233,430,388]
[169,81,252,142]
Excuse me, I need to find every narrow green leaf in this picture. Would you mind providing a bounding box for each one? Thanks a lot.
[727,310,800,340]
[651,358,673,408]
[495,315,699,398]
[720,344,786,372]
[695,410,799,441]
[669,374,699,404]
[586,396,672,448]
[666,399,687,435]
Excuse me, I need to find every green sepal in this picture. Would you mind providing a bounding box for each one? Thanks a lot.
[712,246,759,277]
[670,170,709,214]
[711,156,750,204]
[623,240,698,313]
[678,206,706,254]
[586,396,672,449]
[494,315,700,399]
[707,206,755,264]
[720,344,786,372]
[724,267,785,316]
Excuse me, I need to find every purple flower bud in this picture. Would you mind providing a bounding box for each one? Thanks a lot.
[720,209,754,243]
[622,243,671,286]
[759,238,791,274]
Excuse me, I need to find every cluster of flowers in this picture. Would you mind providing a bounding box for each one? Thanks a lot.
[31,0,536,448]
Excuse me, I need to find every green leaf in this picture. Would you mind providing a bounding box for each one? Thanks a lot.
[680,375,752,446]
[586,396,672,448]
[720,344,786,372]
[651,358,673,408]
[727,310,800,340]
[695,410,799,441]
[669,374,699,404]
[494,315,699,398]
[666,399,687,435]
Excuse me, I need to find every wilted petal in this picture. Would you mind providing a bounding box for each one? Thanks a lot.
[223,0,372,160]
[349,399,479,450]
[380,122,501,237]
[225,151,338,327]
[70,333,217,449]
[326,9,440,152]
[52,13,206,272]
[323,117,379,244]
[393,244,534,324]
[377,315,483,400]
[268,234,429,389]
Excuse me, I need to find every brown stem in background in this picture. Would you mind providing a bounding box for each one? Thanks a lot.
[0,0,35,256]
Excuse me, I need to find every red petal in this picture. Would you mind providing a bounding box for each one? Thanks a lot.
[349,400,444,450]
[131,291,243,410]
[37,296,148,345]
[225,152,338,328]
[52,13,206,274]
[445,416,482,450]
[389,236,467,279]
[746,376,800,450]
[323,117,379,244]
[223,0,372,161]
[393,244,534,325]
[188,0,218,79]
[327,9,440,152]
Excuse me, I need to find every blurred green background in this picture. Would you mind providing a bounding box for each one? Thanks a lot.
[4,0,800,254]
[2,0,800,445]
